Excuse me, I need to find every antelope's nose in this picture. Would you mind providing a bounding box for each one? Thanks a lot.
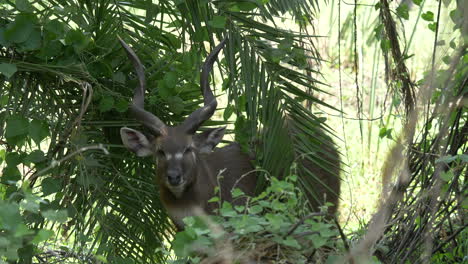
[167,169,182,185]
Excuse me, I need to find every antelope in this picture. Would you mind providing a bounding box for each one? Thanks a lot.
[118,38,340,230]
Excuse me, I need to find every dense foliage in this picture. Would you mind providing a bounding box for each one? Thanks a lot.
[0,0,337,263]
[0,0,466,263]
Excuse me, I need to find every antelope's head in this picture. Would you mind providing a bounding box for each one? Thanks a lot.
[119,38,226,196]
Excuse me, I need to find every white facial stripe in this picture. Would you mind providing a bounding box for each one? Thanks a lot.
[166,154,173,160]
[174,152,183,160]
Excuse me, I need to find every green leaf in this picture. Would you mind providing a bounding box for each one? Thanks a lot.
[396,4,409,20]
[380,39,391,52]
[41,178,62,196]
[0,28,9,47]
[29,119,49,145]
[16,0,34,12]
[20,194,40,213]
[207,16,227,29]
[31,229,54,244]
[14,224,34,237]
[65,29,90,52]
[4,14,36,43]
[0,63,17,78]
[0,202,22,230]
[5,116,29,144]
[428,22,437,32]
[249,205,263,214]
[308,234,327,248]
[208,197,219,203]
[281,236,301,249]
[164,72,178,88]
[421,11,434,22]
[44,19,66,37]
[6,152,24,167]
[223,104,235,121]
[231,188,244,198]
[0,95,8,106]
[19,29,41,51]
[440,171,453,182]
[412,0,422,6]
[99,96,115,112]
[220,202,236,217]
[459,154,468,163]
[435,155,457,164]
[115,98,129,112]
[2,166,21,183]
[235,2,258,11]
[41,209,68,223]
[25,150,46,164]
[113,72,126,84]
[167,96,184,115]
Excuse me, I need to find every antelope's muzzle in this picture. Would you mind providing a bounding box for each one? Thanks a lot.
[167,169,182,186]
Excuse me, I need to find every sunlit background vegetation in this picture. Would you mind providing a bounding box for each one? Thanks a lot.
[0,0,466,263]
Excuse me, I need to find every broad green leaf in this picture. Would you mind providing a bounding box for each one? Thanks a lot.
[281,236,301,249]
[0,28,10,47]
[19,29,41,51]
[0,95,9,106]
[44,19,66,37]
[308,234,327,248]
[435,155,457,164]
[158,80,173,99]
[396,4,409,20]
[115,98,129,112]
[459,154,468,163]
[164,72,178,88]
[20,195,40,213]
[428,22,437,32]
[208,197,219,203]
[25,150,46,164]
[4,14,35,43]
[440,171,454,182]
[0,202,22,230]
[220,202,236,217]
[2,166,22,183]
[6,116,28,139]
[6,152,24,166]
[421,11,434,22]
[235,2,257,11]
[29,119,49,145]
[65,29,90,52]
[167,96,184,115]
[99,96,115,112]
[412,0,422,6]
[16,0,34,12]
[249,204,263,214]
[223,104,235,121]
[231,188,244,198]
[113,72,126,84]
[5,116,29,145]
[207,16,227,29]
[41,209,68,223]
[31,229,54,244]
[0,63,17,78]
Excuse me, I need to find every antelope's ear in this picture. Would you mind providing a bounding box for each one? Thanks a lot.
[120,127,153,157]
[194,127,226,154]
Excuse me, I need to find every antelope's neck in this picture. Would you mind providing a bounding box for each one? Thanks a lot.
[159,157,218,228]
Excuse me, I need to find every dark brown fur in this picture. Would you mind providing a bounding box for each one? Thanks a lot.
[157,143,256,230]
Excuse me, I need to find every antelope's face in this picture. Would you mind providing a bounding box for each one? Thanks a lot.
[117,37,226,197]
[120,126,225,196]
